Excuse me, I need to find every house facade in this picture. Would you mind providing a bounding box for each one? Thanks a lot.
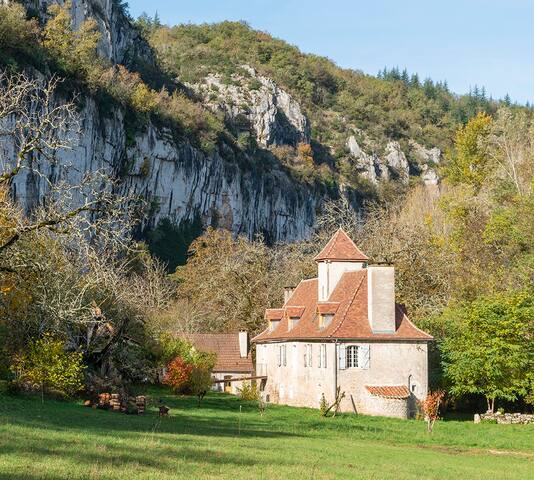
[184,332,254,394]
[252,229,432,418]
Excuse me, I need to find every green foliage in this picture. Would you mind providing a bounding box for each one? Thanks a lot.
[188,366,213,404]
[0,3,42,68]
[444,112,493,188]
[440,291,534,410]
[237,381,259,401]
[319,393,328,417]
[158,334,216,370]
[10,334,85,398]
[147,216,204,272]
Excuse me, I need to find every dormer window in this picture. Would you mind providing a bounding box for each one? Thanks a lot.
[269,320,280,332]
[319,314,333,330]
[288,318,299,331]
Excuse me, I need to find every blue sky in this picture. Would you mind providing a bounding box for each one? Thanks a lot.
[127,0,532,104]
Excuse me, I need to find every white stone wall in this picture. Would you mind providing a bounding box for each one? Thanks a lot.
[318,261,365,301]
[257,340,428,418]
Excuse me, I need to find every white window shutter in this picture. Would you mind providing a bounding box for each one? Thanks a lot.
[323,345,327,368]
[338,344,346,370]
[283,345,287,366]
[308,345,312,367]
[318,345,322,368]
[359,344,370,369]
[277,346,281,367]
[304,349,307,367]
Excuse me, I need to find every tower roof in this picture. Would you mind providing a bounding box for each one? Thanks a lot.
[314,228,369,262]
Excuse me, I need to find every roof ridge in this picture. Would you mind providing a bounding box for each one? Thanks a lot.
[329,271,366,337]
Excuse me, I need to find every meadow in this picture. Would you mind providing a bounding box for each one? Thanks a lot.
[0,388,533,480]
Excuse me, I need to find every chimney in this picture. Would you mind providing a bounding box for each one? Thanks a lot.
[238,331,249,358]
[283,286,295,304]
[367,266,396,333]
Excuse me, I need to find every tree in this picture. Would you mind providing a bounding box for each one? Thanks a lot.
[10,334,85,400]
[441,291,534,412]
[188,366,213,405]
[419,391,445,433]
[445,112,493,188]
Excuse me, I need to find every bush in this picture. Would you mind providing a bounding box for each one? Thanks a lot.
[163,356,193,393]
[237,381,259,401]
[10,334,85,399]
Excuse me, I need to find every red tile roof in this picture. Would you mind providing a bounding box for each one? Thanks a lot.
[183,333,253,373]
[317,302,340,315]
[252,270,432,343]
[265,308,285,320]
[366,385,410,399]
[286,306,305,318]
[314,228,369,262]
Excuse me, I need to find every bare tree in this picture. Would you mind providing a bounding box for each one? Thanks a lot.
[0,70,132,255]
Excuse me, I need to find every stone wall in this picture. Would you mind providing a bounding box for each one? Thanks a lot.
[475,412,534,425]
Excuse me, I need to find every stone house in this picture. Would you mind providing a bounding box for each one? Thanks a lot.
[184,332,254,394]
[252,229,432,418]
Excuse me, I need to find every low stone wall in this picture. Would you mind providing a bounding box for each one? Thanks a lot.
[475,412,534,425]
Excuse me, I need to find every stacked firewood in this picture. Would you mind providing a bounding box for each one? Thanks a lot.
[136,396,146,414]
[84,392,147,415]
[110,393,121,411]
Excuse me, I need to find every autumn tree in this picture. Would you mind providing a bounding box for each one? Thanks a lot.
[445,112,492,189]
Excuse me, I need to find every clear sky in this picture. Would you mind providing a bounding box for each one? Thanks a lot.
[127,0,532,104]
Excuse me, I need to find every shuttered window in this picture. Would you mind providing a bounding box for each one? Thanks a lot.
[346,345,359,368]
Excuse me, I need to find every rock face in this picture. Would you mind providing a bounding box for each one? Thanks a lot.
[189,65,310,147]
[6,93,317,242]
[3,0,318,242]
[347,135,441,187]
[20,0,154,66]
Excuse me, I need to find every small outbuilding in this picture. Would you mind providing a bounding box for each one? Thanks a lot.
[184,332,254,394]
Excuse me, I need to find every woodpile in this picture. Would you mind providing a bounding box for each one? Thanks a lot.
[110,393,121,411]
[83,392,148,415]
[136,396,146,414]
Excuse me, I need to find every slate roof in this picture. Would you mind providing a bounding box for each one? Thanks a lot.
[314,228,369,262]
[184,333,254,373]
[252,271,432,342]
[365,385,410,399]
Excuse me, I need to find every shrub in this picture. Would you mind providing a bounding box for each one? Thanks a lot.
[10,334,85,399]
[163,356,193,393]
[188,366,213,404]
[237,381,259,401]
[419,390,445,433]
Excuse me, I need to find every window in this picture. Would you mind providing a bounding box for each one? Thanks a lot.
[346,345,359,368]
[319,314,333,330]
[277,344,286,367]
[288,318,299,330]
[304,344,312,367]
[269,320,280,332]
[320,344,327,368]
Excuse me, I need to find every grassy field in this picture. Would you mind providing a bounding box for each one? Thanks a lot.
[0,388,533,480]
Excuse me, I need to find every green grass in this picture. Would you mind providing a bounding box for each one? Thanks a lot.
[0,388,533,479]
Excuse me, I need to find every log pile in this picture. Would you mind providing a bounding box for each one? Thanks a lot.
[136,396,146,414]
[83,393,147,415]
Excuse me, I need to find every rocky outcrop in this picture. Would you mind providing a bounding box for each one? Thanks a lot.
[347,136,409,184]
[347,135,441,187]
[189,65,310,147]
[18,0,155,66]
[7,92,317,242]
